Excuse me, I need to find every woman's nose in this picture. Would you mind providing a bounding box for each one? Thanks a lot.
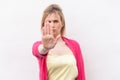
[50,22,55,28]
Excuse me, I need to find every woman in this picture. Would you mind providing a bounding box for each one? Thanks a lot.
[32,4,85,80]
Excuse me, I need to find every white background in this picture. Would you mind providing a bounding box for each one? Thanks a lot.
[0,0,120,80]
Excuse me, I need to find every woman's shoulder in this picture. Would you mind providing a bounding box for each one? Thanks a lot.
[62,36,80,46]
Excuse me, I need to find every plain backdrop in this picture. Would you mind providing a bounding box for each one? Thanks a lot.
[0,0,120,80]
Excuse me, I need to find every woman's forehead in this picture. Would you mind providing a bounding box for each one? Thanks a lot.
[45,13,60,20]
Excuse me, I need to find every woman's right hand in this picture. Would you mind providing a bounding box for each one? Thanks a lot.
[41,23,60,51]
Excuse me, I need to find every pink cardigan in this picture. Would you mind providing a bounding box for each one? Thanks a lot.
[32,37,86,80]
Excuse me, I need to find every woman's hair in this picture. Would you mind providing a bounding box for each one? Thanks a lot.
[41,4,65,36]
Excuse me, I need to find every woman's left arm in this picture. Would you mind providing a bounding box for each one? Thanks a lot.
[75,42,86,80]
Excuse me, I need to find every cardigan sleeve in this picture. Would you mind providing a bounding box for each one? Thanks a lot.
[73,41,86,80]
[32,41,48,80]
[32,41,47,59]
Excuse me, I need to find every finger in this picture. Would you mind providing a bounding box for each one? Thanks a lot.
[44,23,48,35]
[42,27,45,36]
[43,23,48,35]
[46,23,50,35]
[48,23,51,35]
[50,25,53,35]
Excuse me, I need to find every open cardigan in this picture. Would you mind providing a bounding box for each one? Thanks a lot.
[32,37,86,80]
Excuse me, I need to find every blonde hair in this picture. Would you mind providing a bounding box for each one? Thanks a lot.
[41,4,65,36]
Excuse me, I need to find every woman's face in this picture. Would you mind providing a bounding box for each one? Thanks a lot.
[44,13,63,37]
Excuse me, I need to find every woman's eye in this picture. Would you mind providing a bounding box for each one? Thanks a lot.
[48,21,51,23]
[54,20,58,23]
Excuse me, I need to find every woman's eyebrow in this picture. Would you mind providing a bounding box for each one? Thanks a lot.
[53,20,59,22]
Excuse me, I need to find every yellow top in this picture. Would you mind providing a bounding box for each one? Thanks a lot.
[47,52,78,80]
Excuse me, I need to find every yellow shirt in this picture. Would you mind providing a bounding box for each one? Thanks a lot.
[47,52,78,80]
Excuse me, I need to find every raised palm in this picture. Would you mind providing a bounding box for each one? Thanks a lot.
[42,23,60,50]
